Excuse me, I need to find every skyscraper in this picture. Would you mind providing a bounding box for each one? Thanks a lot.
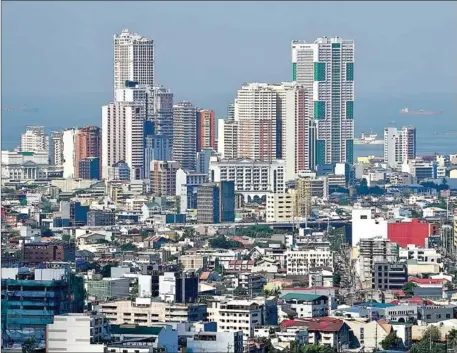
[384,126,416,168]
[20,126,48,154]
[62,128,80,178]
[102,88,146,180]
[50,131,63,167]
[234,82,312,181]
[172,101,197,170]
[217,119,238,160]
[235,83,278,162]
[113,29,154,93]
[75,126,102,178]
[292,37,355,165]
[196,109,216,152]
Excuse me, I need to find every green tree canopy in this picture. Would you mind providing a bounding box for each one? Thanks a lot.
[381,331,401,350]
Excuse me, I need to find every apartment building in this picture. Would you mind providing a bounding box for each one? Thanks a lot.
[285,246,334,275]
[281,293,329,318]
[207,299,264,339]
[150,160,181,196]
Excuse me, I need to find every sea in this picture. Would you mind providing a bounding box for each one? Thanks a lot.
[1,93,456,158]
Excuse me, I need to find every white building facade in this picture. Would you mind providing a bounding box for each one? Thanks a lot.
[292,37,355,165]
[20,125,49,154]
[384,126,417,168]
[209,157,286,202]
[113,29,154,92]
[62,128,80,178]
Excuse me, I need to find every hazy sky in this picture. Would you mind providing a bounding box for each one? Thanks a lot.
[2,1,457,112]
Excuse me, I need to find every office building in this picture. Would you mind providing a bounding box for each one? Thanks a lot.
[173,101,197,170]
[176,168,209,213]
[101,94,146,180]
[86,278,131,301]
[159,271,199,303]
[227,102,235,121]
[146,86,174,163]
[372,262,408,290]
[75,126,102,178]
[197,181,235,224]
[46,313,109,353]
[196,109,216,152]
[187,331,243,353]
[292,37,355,165]
[209,156,286,202]
[217,119,238,159]
[87,210,116,226]
[62,128,80,178]
[149,160,181,196]
[384,126,416,168]
[50,131,64,166]
[99,299,207,325]
[22,242,76,264]
[108,160,131,180]
[20,125,49,153]
[196,148,215,174]
[113,29,154,92]
[207,298,264,339]
[1,268,84,348]
[78,157,100,179]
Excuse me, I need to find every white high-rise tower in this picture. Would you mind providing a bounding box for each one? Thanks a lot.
[113,29,154,93]
[384,126,416,168]
[292,37,355,165]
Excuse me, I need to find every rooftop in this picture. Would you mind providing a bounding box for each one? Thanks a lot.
[281,293,324,301]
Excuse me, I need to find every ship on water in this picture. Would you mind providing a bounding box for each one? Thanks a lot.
[400,107,442,115]
[354,132,383,145]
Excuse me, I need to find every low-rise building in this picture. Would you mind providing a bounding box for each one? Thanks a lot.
[46,313,108,353]
[86,278,130,301]
[99,298,207,325]
[187,331,244,353]
[280,293,329,318]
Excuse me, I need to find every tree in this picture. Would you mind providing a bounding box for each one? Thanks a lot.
[381,331,401,350]
[446,281,455,291]
[411,326,445,353]
[183,227,196,239]
[121,243,138,251]
[447,329,457,350]
[333,272,341,287]
[22,337,36,353]
[130,279,139,299]
[402,282,417,297]
[62,234,71,242]
[209,235,242,249]
[233,286,248,296]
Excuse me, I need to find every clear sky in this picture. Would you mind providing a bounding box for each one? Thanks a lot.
[2,1,457,125]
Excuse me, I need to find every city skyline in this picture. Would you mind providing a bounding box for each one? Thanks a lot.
[3,2,456,104]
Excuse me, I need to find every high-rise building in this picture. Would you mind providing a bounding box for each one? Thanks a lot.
[149,160,181,196]
[62,128,80,178]
[113,29,154,93]
[234,82,312,180]
[235,83,278,162]
[20,126,49,154]
[102,88,147,180]
[217,120,238,160]
[227,103,235,122]
[148,86,174,161]
[75,126,101,178]
[292,37,355,165]
[384,126,416,168]
[79,157,100,180]
[196,109,216,152]
[50,131,64,166]
[172,101,197,170]
[196,181,235,224]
